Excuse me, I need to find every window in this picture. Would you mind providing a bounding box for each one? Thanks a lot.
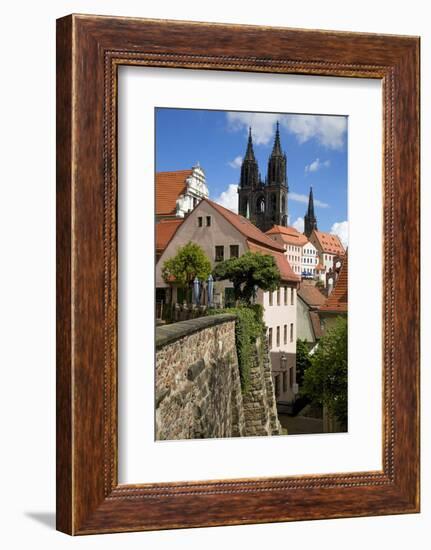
[291,288,294,305]
[257,196,265,213]
[269,291,273,306]
[276,326,280,347]
[277,288,280,306]
[206,216,211,227]
[289,366,294,388]
[284,286,287,305]
[215,246,224,262]
[290,323,294,343]
[284,324,287,345]
[198,216,203,227]
[274,375,281,398]
[230,245,239,258]
[268,328,273,349]
[283,371,288,392]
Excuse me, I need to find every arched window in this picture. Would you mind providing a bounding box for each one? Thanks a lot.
[242,198,249,218]
[281,195,286,213]
[256,196,265,213]
[270,194,276,212]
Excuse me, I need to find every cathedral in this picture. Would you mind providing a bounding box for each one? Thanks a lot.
[238,122,288,232]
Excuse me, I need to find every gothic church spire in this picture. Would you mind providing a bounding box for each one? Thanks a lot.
[304,186,318,237]
[267,121,287,187]
[239,127,259,188]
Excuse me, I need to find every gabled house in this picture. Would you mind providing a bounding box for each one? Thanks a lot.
[155,198,300,408]
[265,224,307,276]
[297,282,327,347]
[309,229,345,277]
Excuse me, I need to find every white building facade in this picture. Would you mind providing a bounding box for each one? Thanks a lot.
[309,230,345,285]
[175,164,209,217]
[301,241,320,278]
[259,285,298,408]
[265,225,306,276]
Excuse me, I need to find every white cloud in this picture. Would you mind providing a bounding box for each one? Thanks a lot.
[226,112,347,150]
[214,184,238,213]
[305,158,331,173]
[292,217,304,233]
[282,115,347,150]
[226,112,279,145]
[228,155,243,168]
[288,192,329,208]
[330,221,349,248]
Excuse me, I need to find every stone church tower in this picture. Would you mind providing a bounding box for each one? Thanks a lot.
[238,122,288,232]
[304,186,318,237]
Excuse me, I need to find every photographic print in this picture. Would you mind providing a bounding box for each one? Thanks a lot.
[155,108,348,440]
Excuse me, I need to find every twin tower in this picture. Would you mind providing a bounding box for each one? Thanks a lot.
[237,122,318,237]
[238,122,288,233]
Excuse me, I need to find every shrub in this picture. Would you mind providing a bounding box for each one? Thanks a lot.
[212,251,281,304]
[301,317,348,427]
[208,306,265,394]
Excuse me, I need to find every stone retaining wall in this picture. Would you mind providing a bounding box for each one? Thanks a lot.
[155,314,282,440]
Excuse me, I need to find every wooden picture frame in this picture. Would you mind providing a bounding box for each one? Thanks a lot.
[56,14,420,535]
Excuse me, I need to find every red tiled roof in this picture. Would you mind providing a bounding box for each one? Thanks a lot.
[319,253,348,313]
[247,241,299,283]
[156,218,183,254]
[206,199,286,253]
[298,284,326,308]
[156,169,192,216]
[266,225,308,246]
[312,230,345,255]
[309,311,323,340]
[204,199,299,283]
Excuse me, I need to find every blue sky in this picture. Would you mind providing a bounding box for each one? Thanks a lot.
[155,108,348,244]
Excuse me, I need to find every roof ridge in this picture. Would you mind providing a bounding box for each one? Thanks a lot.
[156,168,193,175]
[205,198,285,252]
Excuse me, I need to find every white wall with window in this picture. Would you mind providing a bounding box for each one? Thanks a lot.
[259,285,298,405]
[301,242,319,277]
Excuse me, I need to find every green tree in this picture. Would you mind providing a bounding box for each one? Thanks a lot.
[296,338,311,386]
[212,251,281,305]
[162,242,211,291]
[301,317,348,427]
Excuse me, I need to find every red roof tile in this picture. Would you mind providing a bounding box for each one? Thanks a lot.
[266,225,308,246]
[156,169,192,216]
[312,230,345,255]
[298,284,326,308]
[156,218,183,254]
[309,311,324,339]
[205,199,299,283]
[207,199,286,253]
[319,253,348,313]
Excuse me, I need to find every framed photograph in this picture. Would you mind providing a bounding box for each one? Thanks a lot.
[56,14,420,535]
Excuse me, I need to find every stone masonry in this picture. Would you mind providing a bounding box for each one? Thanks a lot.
[155,314,282,440]
[242,337,282,436]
